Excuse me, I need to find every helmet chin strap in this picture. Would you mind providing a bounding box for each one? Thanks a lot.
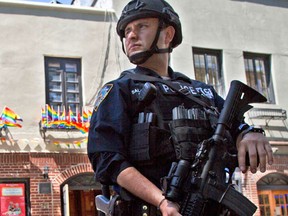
[121,19,172,65]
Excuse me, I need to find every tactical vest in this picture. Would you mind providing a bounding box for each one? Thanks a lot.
[124,72,219,184]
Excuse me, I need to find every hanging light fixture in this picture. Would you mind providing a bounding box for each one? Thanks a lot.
[43,166,49,179]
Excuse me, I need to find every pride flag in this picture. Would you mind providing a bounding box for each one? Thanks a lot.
[68,108,77,123]
[51,106,59,121]
[46,104,53,121]
[0,106,23,128]
[40,105,91,133]
[82,110,89,122]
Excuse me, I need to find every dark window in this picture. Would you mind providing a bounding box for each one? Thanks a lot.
[45,57,82,112]
[244,52,275,104]
[192,48,224,96]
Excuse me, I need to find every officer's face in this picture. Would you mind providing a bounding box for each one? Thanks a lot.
[124,18,159,57]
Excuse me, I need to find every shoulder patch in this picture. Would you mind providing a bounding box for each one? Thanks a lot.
[94,84,113,111]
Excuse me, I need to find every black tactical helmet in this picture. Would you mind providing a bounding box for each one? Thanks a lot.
[117,0,182,49]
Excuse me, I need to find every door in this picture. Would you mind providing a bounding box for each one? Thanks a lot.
[63,184,70,216]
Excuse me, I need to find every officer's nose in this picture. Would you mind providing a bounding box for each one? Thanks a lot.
[125,27,138,41]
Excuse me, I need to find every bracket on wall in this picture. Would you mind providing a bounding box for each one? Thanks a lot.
[39,121,79,141]
[0,127,7,137]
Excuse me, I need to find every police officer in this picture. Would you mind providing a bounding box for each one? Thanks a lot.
[88,0,274,215]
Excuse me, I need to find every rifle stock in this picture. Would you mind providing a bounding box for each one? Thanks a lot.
[163,80,267,216]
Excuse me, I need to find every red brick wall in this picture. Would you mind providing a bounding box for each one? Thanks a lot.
[0,152,93,216]
[242,154,288,216]
[0,153,287,215]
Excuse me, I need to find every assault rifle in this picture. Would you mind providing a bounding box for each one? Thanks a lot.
[162,80,267,216]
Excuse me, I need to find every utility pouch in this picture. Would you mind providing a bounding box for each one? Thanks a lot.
[129,122,174,164]
[169,119,213,160]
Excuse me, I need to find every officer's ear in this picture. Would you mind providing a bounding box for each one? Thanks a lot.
[164,25,175,46]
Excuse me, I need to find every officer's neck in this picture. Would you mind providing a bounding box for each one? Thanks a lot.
[139,54,169,77]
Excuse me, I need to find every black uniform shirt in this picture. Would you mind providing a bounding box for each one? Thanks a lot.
[88,66,225,186]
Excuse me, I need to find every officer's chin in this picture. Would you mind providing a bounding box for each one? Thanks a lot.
[128,53,150,65]
[127,50,143,58]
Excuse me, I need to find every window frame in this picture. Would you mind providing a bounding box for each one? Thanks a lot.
[243,52,275,104]
[44,57,83,112]
[192,47,225,97]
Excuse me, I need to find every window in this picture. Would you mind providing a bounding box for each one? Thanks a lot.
[244,52,275,104]
[192,48,224,97]
[258,193,272,216]
[274,193,288,216]
[257,173,288,216]
[45,57,82,112]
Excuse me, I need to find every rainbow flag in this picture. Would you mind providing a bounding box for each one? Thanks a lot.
[51,106,59,121]
[72,122,88,134]
[41,105,91,133]
[74,140,82,147]
[88,110,92,121]
[46,104,53,121]
[1,106,23,122]
[4,122,22,128]
[1,106,23,128]
[77,112,82,123]
[69,108,77,123]
[41,108,47,123]
[60,107,66,121]
[82,110,88,122]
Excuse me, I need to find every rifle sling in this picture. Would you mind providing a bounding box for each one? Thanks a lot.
[125,73,212,109]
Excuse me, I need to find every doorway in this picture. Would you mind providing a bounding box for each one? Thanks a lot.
[69,189,101,216]
[257,173,288,216]
[61,173,102,216]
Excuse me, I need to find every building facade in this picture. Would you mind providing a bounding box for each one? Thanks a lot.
[0,0,287,215]
[0,1,120,215]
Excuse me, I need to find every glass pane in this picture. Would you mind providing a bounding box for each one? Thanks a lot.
[255,60,264,92]
[48,62,60,68]
[49,92,62,102]
[260,206,265,215]
[68,104,77,113]
[264,194,269,204]
[259,194,264,204]
[207,55,218,86]
[67,93,79,102]
[51,104,60,111]
[50,103,62,110]
[49,71,62,82]
[280,195,284,204]
[245,59,256,89]
[275,195,280,204]
[193,54,200,68]
[66,73,78,82]
[66,83,79,92]
[65,63,77,72]
[194,54,206,82]
[265,206,271,216]
[49,82,62,91]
